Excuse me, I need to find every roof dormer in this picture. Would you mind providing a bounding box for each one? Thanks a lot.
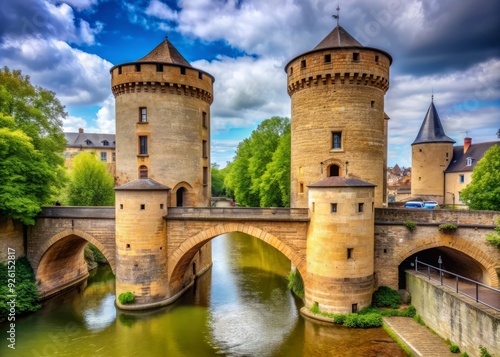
[84,139,92,145]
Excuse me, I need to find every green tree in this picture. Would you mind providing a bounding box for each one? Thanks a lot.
[67,153,115,206]
[461,145,500,211]
[0,67,67,223]
[260,131,291,207]
[211,163,226,197]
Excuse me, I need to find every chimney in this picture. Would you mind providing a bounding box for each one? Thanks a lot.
[78,128,84,133]
[464,137,472,153]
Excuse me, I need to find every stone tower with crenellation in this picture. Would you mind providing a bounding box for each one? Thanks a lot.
[110,38,214,305]
[285,25,391,208]
[285,21,392,314]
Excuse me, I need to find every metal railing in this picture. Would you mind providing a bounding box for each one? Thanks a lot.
[414,258,500,312]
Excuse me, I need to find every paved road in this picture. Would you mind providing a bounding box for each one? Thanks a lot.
[383,317,456,357]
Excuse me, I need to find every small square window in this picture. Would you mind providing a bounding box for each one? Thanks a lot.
[126,244,130,249]
[140,204,145,210]
[135,64,141,72]
[180,67,186,75]
[371,101,375,108]
[352,303,358,313]
[324,54,331,63]
[358,203,364,213]
[120,204,123,209]
[301,60,306,68]
[459,175,465,183]
[156,63,163,72]
[347,248,353,259]
[331,203,337,213]
[353,53,359,61]
[160,204,164,209]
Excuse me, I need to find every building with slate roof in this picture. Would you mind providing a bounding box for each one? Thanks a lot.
[411,98,499,206]
[64,128,116,176]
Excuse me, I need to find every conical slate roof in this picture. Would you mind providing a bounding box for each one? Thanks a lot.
[412,100,455,145]
[308,177,376,188]
[115,178,171,191]
[313,25,363,50]
[137,38,192,67]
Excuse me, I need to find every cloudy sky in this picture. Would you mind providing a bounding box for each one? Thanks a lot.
[1,0,499,168]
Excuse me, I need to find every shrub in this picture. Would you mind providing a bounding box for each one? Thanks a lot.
[439,223,458,232]
[118,292,135,304]
[460,353,469,357]
[287,268,304,299]
[479,346,492,357]
[450,344,460,353]
[372,286,401,309]
[485,218,500,248]
[404,220,416,231]
[343,313,382,328]
[332,313,347,324]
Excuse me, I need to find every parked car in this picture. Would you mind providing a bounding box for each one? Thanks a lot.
[404,201,424,208]
[423,201,439,209]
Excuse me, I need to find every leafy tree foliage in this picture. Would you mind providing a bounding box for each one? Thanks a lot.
[67,153,115,206]
[211,163,227,197]
[0,67,67,224]
[0,257,41,318]
[461,145,500,211]
[224,117,290,207]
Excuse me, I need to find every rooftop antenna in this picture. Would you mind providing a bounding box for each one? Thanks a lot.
[332,5,340,26]
[431,88,434,102]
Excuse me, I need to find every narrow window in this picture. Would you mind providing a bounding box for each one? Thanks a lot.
[383,248,387,254]
[371,100,375,108]
[347,248,353,259]
[331,203,337,213]
[358,202,364,213]
[112,152,116,162]
[301,59,306,68]
[139,136,148,155]
[202,140,208,158]
[156,63,163,72]
[375,55,379,63]
[353,53,359,61]
[312,202,315,212]
[100,152,107,162]
[135,64,141,72]
[198,71,203,80]
[299,182,304,193]
[324,54,331,63]
[139,165,148,178]
[120,204,123,209]
[203,166,208,186]
[139,107,147,122]
[180,67,186,75]
[118,66,122,75]
[202,112,208,128]
[140,204,145,210]
[289,67,293,75]
[332,131,342,149]
[446,152,449,158]
[160,204,164,209]
[459,174,465,183]
[352,303,358,313]
[419,177,421,181]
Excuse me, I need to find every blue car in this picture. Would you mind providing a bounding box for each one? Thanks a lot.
[404,201,424,208]
[423,201,439,209]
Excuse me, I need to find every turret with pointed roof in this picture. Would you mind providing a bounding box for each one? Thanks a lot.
[411,98,455,202]
[285,21,392,208]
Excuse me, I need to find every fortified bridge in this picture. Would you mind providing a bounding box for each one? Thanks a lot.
[24,206,500,300]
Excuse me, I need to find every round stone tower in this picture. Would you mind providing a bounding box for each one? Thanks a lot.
[285,25,391,208]
[411,98,455,203]
[110,37,214,207]
[307,177,375,314]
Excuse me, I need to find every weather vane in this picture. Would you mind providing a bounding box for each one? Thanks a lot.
[332,5,340,26]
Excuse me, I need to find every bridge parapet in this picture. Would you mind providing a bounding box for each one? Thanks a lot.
[166,207,310,222]
[39,206,115,219]
[375,208,499,227]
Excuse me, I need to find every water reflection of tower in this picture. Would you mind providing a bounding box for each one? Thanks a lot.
[285,16,392,313]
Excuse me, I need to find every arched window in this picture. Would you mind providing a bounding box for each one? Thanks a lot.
[329,164,340,177]
[139,165,148,179]
[176,187,186,207]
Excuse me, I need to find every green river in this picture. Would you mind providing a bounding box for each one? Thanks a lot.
[1,232,405,356]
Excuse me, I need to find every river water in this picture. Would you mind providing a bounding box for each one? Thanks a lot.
[1,232,405,356]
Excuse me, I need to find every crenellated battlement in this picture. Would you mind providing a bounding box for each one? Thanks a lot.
[287,71,390,96]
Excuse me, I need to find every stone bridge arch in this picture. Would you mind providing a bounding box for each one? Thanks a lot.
[395,235,499,288]
[168,222,307,290]
[33,229,116,298]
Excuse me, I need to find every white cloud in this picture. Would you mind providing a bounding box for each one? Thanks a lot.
[94,95,116,133]
[145,0,178,21]
[53,0,100,11]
